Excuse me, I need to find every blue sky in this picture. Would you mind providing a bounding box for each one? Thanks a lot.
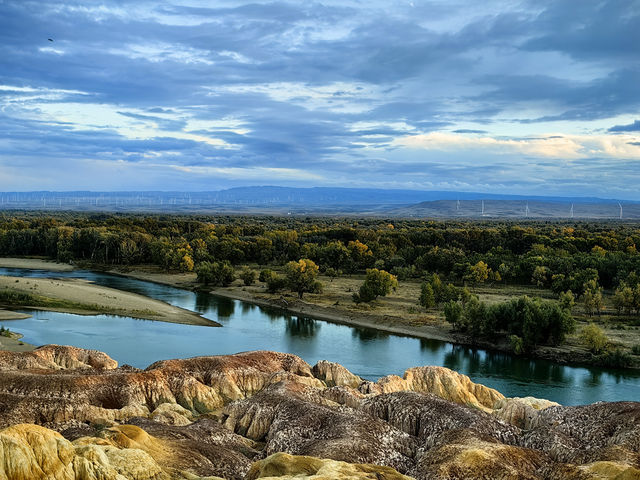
[1,0,640,198]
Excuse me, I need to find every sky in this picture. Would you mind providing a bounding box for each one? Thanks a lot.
[1,0,640,199]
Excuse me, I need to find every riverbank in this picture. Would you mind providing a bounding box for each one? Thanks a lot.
[0,276,219,327]
[0,309,30,320]
[0,257,74,271]
[2,258,637,369]
[0,329,35,352]
[107,266,629,369]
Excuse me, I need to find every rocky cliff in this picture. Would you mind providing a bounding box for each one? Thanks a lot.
[0,345,638,479]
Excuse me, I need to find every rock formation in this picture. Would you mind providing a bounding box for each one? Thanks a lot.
[0,345,639,479]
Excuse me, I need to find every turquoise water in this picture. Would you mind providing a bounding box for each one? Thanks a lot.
[1,267,639,405]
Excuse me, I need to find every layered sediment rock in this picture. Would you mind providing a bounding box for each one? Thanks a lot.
[0,345,639,479]
[361,366,505,412]
[246,452,412,479]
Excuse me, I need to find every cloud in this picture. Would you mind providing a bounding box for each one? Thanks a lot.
[609,120,640,132]
[393,132,640,160]
[0,0,639,198]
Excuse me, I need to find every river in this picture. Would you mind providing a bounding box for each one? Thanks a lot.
[1,267,639,405]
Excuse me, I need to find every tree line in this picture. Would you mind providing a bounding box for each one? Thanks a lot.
[1,215,639,292]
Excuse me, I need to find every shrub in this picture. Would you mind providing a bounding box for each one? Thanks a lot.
[596,349,633,368]
[259,269,276,283]
[195,261,235,286]
[240,268,257,286]
[419,283,435,309]
[509,335,524,355]
[632,344,640,355]
[580,323,609,354]
[266,275,287,293]
[443,301,463,328]
[353,269,397,303]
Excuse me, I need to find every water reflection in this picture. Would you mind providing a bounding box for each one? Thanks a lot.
[351,327,390,342]
[284,316,319,338]
[419,338,444,354]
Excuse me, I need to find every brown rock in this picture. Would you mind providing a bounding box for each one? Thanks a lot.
[492,396,560,429]
[0,345,118,371]
[222,380,416,474]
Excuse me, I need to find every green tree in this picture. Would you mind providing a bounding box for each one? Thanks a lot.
[581,323,609,354]
[559,290,575,312]
[240,268,257,286]
[353,268,398,303]
[419,282,435,309]
[284,259,322,298]
[532,266,549,287]
[196,261,234,286]
[443,301,463,328]
[466,261,490,284]
[583,279,603,316]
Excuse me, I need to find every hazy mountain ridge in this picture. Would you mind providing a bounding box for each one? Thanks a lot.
[0,187,637,218]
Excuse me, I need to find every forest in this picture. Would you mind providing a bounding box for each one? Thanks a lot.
[1,213,640,364]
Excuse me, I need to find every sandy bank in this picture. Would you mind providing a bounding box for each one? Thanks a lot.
[0,331,35,352]
[0,309,31,320]
[0,257,74,271]
[0,276,219,327]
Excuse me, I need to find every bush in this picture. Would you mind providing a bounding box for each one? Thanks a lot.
[266,275,287,293]
[324,267,341,281]
[580,323,609,354]
[195,261,235,287]
[509,335,524,355]
[443,301,463,328]
[454,295,575,348]
[632,344,640,355]
[259,269,275,283]
[0,326,11,338]
[419,283,435,309]
[596,349,633,368]
[353,269,397,303]
[240,268,257,286]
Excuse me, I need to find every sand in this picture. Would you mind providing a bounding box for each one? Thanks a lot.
[0,276,219,327]
[0,330,35,352]
[0,258,74,271]
[0,309,31,320]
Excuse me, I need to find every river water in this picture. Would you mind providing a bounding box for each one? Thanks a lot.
[1,267,639,405]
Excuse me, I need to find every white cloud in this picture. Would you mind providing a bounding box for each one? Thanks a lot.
[393,132,640,160]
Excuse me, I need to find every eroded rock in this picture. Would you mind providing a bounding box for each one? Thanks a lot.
[246,452,412,479]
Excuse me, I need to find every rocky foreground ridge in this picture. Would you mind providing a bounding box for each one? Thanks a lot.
[0,346,638,479]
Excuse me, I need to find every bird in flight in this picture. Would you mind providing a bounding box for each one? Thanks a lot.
[48,38,54,42]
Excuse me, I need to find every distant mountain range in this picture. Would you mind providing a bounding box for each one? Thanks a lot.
[0,187,638,219]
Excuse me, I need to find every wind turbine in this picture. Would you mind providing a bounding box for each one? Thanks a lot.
[456,199,460,212]
[525,202,530,218]
[570,204,574,219]
[619,202,623,220]
[481,200,485,216]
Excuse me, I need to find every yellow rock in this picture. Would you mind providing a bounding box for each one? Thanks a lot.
[246,452,413,480]
[0,423,168,480]
[580,461,640,480]
[373,366,504,412]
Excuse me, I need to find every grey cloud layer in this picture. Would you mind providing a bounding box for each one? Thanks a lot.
[0,0,639,196]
